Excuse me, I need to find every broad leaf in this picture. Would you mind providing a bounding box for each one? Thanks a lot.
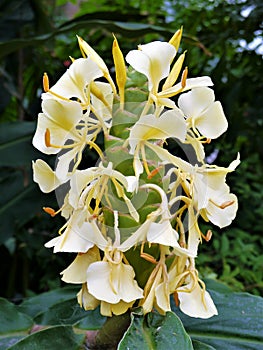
[174,290,263,350]
[0,298,33,335]
[18,286,79,318]
[7,326,85,350]
[118,311,193,350]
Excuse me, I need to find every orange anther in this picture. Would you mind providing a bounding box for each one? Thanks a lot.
[44,129,51,147]
[181,67,188,88]
[204,229,212,242]
[43,72,49,92]
[147,166,163,179]
[43,207,56,217]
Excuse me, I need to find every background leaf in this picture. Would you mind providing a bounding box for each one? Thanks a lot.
[7,325,85,350]
[174,290,263,350]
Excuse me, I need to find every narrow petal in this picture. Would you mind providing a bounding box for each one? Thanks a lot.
[158,76,213,98]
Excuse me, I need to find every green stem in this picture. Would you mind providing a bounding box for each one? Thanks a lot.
[92,311,131,349]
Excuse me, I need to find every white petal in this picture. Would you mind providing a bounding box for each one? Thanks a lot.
[204,192,238,228]
[61,247,100,283]
[32,159,63,193]
[87,261,143,303]
[45,221,95,253]
[32,99,82,154]
[158,76,213,98]
[196,101,228,139]
[47,58,103,102]
[155,281,171,313]
[126,41,176,91]
[178,283,218,318]
[178,87,215,118]
[129,109,186,153]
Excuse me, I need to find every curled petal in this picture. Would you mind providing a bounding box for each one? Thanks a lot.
[177,282,218,319]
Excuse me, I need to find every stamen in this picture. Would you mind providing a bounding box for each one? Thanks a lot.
[209,198,235,209]
[42,73,73,102]
[44,128,79,149]
[45,128,51,147]
[147,165,163,179]
[43,207,58,217]
[204,229,212,242]
[43,72,49,92]
[173,291,179,307]
[141,144,151,177]
[140,242,158,264]
[181,67,188,88]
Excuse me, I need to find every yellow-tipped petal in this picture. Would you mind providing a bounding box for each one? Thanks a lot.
[77,35,117,94]
[112,34,127,108]
[169,27,183,52]
[162,51,186,90]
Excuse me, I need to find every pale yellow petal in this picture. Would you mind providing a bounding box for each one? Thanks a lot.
[61,247,100,283]
[32,159,62,193]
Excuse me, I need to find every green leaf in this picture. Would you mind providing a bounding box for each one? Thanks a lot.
[118,311,193,350]
[0,336,24,350]
[174,290,263,350]
[0,298,33,335]
[0,121,38,167]
[192,339,216,350]
[18,286,79,318]
[0,20,177,59]
[74,307,106,330]
[7,325,85,350]
[34,298,89,326]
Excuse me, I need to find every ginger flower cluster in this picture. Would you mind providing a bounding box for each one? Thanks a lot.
[32,29,239,318]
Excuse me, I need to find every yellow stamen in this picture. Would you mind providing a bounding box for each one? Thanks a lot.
[140,243,157,264]
[181,66,188,88]
[209,198,235,209]
[43,72,49,92]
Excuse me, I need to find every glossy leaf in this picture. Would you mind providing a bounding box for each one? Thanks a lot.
[0,298,33,334]
[18,286,80,318]
[174,290,263,350]
[0,121,38,167]
[7,326,85,350]
[118,311,193,350]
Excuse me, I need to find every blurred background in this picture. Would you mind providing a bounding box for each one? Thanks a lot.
[0,0,262,302]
